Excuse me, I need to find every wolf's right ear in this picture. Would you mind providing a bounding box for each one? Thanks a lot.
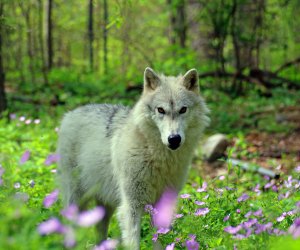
[144,67,160,91]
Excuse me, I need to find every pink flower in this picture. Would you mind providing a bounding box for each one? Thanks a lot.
[288,218,300,238]
[37,217,65,235]
[93,239,118,250]
[20,150,30,164]
[224,225,242,234]
[180,193,191,199]
[186,238,199,250]
[223,214,230,222]
[43,189,59,208]
[197,182,207,192]
[61,204,79,221]
[237,193,249,203]
[194,207,209,216]
[166,243,175,250]
[194,201,205,206]
[44,154,60,166]
[77,207,105,227]
[152,188,178,229]
[157,227,170,234]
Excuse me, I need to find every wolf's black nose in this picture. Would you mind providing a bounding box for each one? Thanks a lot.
[168,134,181,150]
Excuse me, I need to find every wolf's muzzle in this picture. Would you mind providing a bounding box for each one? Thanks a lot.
[168,134,181,150]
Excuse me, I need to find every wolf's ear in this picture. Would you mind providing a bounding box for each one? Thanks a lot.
[144,67,160,91]
[182,69,199,93]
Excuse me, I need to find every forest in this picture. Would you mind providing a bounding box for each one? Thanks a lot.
[0,0,300,249]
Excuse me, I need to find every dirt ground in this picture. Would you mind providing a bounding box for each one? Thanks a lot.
[199,107,300,180]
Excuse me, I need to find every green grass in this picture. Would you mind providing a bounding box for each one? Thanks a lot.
[1,82,300,249]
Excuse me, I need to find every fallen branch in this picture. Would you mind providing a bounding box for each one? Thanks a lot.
[227,159,280,179]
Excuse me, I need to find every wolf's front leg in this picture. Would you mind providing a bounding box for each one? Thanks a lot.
[117,200,142,250]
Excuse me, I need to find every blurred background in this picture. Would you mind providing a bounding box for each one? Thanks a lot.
[0,0,300,133]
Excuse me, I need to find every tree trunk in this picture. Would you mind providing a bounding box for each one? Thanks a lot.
[103,0,108,74]
[46,0,53,70]
[0,2,7,114]
[88,0,94,71]
[38,0,48,86]
[167,0,187,49]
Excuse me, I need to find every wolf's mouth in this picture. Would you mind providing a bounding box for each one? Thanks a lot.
[168,144,181,150]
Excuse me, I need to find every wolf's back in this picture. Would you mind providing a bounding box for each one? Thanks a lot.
[57,104,131,205]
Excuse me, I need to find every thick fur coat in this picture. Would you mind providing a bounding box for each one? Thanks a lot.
[57,68,209,249]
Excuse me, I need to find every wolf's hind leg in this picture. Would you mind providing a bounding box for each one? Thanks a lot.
[95,201,115,243]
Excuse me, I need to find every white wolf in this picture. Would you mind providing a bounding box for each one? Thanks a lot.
[57,68,209,249]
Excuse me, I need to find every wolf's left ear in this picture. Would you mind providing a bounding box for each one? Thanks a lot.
[182,69,199,93]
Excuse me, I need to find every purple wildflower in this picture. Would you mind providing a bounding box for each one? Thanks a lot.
[237,193,249,203]
[77,206,105,227]
[166,243,175,250]
[219,175,225,180]
[243,218,258,228]
[157,227,170,234]
[44,153,60,166]
[175,214,183,218]
[223,214,230,222]
[43,189,59,208]
[276,212,286,222]
[197,182,207,193]
[152,233,158,242]
[194,201,205,206]
[29,179,35,188]
[278,191,290,200]
[288,218,300,239]
[194,207,209,216]
[9,113,17,119]
[153,188,178,229]
[272,228,286,236]
[38,217,65,235]
[61,204,79,221]
[186,238,199,250]
[254,222,273,234]
[245,211,252,218]
[19,116,25,121]
[180,193,191,199]
[253,209,263,217]
[236,209,241,214]
[20,150,30,164]
[224,225,242,234]
[253,184,261,196]
[203,194,209,200]
[295,166,300,173]
[93,239,118,250]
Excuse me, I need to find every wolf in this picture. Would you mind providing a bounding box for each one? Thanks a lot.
[57,67,209,249]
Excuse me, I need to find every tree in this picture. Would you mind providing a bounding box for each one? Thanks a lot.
[103,0,108,74]
[168,0,187,49]
[0,2,7,114]
[46,0,53,70]
[88,0,94,71]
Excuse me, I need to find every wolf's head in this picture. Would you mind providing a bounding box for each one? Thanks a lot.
[134,67,209,151]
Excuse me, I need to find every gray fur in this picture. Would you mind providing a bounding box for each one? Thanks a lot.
[57,68,210,249]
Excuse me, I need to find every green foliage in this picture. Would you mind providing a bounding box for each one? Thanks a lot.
[1,110,300,249]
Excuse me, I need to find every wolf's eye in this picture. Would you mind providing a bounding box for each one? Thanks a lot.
[179,107,187,114]
[157,107,165,114]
